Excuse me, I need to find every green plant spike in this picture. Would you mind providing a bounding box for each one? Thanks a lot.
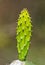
[16,8,32,61]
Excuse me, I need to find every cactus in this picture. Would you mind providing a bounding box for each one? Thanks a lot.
[16,8,32,61]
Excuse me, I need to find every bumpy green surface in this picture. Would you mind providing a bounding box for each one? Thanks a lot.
[16,8,32,61]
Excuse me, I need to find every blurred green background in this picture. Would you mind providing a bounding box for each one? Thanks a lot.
[0,0,45,65]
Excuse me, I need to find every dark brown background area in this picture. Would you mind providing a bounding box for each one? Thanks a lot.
[0,0,45,65]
